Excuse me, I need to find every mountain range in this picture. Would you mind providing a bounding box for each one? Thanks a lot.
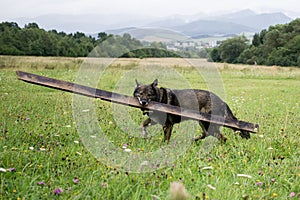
[13,9,294,41]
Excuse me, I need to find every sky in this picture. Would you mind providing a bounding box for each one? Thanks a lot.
[1,0,300,20]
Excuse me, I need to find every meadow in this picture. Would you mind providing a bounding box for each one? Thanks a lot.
[0,56,299,199]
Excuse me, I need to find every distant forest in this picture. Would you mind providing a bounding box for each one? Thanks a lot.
[0,22,179,58]
[209,18,300,67]
[1,19,300,67]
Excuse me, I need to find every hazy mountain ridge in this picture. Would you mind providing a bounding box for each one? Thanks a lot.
[144,9,291,34]
[173,20,255,36]
[108,9,293,41]
[218,11,292,31]
[10,9,295,41]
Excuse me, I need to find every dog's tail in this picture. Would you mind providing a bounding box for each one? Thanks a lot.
[225,104,250,139]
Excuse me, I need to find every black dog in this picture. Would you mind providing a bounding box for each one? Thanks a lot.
[134,79,250,142]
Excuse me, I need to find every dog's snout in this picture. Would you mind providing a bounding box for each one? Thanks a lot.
[141,99,148,106]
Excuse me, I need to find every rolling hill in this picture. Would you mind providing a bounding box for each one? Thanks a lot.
[106,9,292,41]
[11,9,293,42]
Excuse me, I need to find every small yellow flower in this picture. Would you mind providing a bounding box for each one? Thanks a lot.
[13,190,17,193]
[269,167,273,171]
[205,195,209,199]
[272,193,278,197]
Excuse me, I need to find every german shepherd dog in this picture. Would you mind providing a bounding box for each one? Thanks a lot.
[133,79,250,142]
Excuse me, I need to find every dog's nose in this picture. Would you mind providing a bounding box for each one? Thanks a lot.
[141,100,148,106]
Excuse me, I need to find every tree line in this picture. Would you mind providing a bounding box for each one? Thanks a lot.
[0,22,178,58]
[1,19,300,66]
[0,22,96,57]
[209,18,300,67]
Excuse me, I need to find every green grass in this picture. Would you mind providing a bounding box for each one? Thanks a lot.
[0,56,299,199]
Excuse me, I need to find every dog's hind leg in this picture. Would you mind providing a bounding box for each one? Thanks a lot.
[208,124,227,143]
[163,123,173,143]
[194,122,227,143]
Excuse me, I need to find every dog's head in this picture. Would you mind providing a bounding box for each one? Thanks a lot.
[133,79,158,106]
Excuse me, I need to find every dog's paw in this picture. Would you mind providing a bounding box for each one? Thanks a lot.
[240,131,251,139]
[140,130,148,139]
[193,135,204,142]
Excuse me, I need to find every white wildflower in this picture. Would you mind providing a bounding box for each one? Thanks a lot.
[202,166,213,170]
[124,148,131,152]
[0,168,7,172]
[141,161,148,166]
[207,184,216,190]
[237,174,252,178]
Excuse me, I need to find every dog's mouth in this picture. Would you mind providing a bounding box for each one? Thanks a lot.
[137,97,150,106]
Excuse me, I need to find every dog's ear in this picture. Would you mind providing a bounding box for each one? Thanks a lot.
[152,79,158,87]
[135,79,140,87]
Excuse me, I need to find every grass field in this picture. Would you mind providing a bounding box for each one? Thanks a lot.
[0,56,299,199]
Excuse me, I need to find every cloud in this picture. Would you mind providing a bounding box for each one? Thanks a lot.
[1,0,300,20]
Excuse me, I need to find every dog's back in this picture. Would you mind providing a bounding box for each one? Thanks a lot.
[173,89,237,121]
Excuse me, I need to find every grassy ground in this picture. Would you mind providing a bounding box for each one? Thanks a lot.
[0,56,299,199]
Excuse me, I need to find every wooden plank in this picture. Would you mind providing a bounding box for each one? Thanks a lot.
[16,71,258,133]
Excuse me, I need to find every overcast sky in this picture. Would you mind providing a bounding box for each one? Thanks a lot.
[1,0,300,20]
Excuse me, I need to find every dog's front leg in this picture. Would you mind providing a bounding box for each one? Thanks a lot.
[163,123,173,143]
[141,118,152,138]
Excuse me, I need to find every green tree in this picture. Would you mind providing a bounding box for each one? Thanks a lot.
[208,18,300,67]
[208,48,221,62]
[252,33,261,47]
[25,22,39,29]
[267,47,293,66]
[219,36,249,63]
[237,46,258,65]
[263,29,281,55]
